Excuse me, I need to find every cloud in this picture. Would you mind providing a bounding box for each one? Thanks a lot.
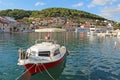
[118,4,120,7]
[101,5,120,16]
[72,2,84,7]
[35,2,45,6]
[87,4,95,8]
[100,4,120,22]
[88,0,117,8]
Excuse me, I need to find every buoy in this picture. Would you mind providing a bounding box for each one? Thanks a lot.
[113,41,117,50]
[118,41,120,46]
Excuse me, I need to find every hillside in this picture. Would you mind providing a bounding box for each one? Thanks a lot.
[30,8,105,20]
[1,8,114,28]
[0,8,105,20]
[0,9,32,20]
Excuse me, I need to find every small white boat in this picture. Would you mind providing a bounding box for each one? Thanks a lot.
[117,32,120,37]
[17,39,68,79]
[87,27,97,36]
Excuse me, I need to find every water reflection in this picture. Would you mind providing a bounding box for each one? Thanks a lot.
[1,32,120,80]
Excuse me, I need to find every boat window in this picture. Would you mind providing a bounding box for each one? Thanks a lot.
[54,49,60,56]
[38,51,50,57]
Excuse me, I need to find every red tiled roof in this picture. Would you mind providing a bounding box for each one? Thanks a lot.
[0,21,9,24]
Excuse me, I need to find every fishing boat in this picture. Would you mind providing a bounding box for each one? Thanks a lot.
[17,37,68,80]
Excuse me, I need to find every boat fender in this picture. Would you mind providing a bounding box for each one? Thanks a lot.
[118,41,120,46]
[18,48,22,60]
[61,46,66,53]
[50,53,53,61]
[61,46,66,51]
[113,41,117,50]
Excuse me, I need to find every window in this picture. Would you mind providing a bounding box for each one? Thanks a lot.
[38,51,50,57]
[54,49,60,56]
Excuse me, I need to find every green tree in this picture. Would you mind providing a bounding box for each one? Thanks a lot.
[114,23,120,29]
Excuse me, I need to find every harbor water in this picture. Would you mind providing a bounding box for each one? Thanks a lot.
[0,32,120,80]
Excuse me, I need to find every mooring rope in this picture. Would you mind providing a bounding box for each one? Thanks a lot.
[16,63,56,80]
[15,64,35,80]
[36,63,43,74]
[41,63,56,80]
[66,50,79,53]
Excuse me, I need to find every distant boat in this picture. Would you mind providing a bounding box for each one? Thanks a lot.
[117,31,120,37]
[75,28,89,33]
[17,39,68,79]
[87,27,97,36]
[35,28,66,32]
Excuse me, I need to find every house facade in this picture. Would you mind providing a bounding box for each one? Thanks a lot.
[0,16,30,32]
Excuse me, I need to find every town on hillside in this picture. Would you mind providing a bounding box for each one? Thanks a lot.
[0,16,116,33]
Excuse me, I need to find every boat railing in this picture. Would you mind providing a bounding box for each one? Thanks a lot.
[18,48,28,60]
[35,39,58,44]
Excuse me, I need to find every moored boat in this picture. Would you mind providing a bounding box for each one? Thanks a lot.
[17,39,68,79]
[75,28,89,33]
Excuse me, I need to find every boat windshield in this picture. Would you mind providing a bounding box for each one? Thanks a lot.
[38,51,50,57]
[54,49,60,56]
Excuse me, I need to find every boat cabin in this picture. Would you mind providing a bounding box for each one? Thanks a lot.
[18,41,66,64]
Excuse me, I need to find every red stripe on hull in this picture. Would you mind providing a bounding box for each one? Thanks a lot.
[24,55,66,75]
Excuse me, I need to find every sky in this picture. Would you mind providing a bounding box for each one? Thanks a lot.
[0,0,120,22]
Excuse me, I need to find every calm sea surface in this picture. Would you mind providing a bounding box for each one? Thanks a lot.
[0,32,120,80]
